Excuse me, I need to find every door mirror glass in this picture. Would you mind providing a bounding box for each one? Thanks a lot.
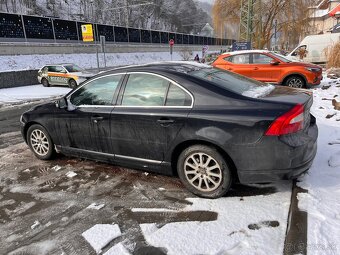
[55,97,67,109]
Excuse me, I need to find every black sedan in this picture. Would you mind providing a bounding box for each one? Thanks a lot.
[20,62,318,198]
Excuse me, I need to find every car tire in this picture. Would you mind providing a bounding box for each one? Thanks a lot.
[68,79,77,89]
[27,124,55,160]
[41,78,49,87]
[177,145,232,198]
[285,76,305,88]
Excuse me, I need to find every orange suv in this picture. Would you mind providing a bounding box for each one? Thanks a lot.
[212,50,323,88]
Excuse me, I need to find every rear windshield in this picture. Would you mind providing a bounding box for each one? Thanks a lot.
[188,67,274,98]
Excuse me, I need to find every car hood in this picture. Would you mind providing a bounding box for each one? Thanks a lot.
[286,62,322,69]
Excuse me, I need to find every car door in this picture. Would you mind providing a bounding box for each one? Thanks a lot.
[54,74,124,155]
[110,72,192,167]
[250,53,282,83]
[223,54,252,77]
[48,65,68,85]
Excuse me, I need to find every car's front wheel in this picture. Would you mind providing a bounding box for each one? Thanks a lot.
[177,145,232,198]
[27,124,55,160]
[285,75,305,88]
[68,79,77,89]
[41,78,49,87]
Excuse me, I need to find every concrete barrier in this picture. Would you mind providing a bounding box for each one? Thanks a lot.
[0,42,223,56]
[0,69,38,89]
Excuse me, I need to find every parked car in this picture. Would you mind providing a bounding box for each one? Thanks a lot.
[37,64,95,88]
[21,62,318,198]
[212,50,323,88]
[286,33,340,64]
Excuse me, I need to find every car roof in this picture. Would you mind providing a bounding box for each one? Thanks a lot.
[101,61,212,74]
[222,50,271,56]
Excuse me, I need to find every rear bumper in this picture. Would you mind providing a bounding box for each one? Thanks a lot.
[233,117,318,184]
[237,142,316,183]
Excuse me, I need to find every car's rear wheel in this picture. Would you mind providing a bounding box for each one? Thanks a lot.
[177,145,232,198]
[285,76,305,88]
[41,78,49,87]
[68,79,77,89]
[27,124,54,160]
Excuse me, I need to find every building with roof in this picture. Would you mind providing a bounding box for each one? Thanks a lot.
[308,0,340,34]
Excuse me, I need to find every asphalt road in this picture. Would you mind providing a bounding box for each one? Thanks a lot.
[0,102,306,255]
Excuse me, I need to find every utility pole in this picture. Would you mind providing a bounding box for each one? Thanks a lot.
[239,0,260,44]
[125,0,129,27]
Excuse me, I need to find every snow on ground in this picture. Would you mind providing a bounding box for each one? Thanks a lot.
[82,224,122,253]
[297,76,340,255]
[0,51,195,72]
[0,84,70,105]
[140,187,291,255]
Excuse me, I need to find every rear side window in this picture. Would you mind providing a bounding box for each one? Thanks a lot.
[70,75,122,106]
[224,54,250,64]
[122,73,169,106]
[165,83,191,106]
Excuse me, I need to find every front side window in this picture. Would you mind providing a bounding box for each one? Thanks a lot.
[252,54,274,64]
[227,54,250,64]
[122,74,169,106]
[70,75,122,106]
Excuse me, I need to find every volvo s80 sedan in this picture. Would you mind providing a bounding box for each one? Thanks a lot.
[21,62,318,198]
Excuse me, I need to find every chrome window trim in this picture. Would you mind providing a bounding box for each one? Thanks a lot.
[66,71,194,109]
[120,71,194,108]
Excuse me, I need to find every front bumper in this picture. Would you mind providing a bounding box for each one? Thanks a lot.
[233,116,318,184]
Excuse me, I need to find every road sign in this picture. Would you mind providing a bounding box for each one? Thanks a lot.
[232,41,251,51]
[169,39,174,46]
[81,24,94,42]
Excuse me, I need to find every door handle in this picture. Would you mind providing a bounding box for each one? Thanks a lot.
[227,68,233,71]
[157,118,175,126]
[91,116,104,123]
[254,67,259,70]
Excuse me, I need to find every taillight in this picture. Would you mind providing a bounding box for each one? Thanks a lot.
[265,104,304,136]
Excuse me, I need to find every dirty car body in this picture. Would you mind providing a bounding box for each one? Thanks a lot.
[21,62,318,198]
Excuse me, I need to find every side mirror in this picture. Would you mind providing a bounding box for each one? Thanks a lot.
[55,97,67,109]
[270,60,280,65]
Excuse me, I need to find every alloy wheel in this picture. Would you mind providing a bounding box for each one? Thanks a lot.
[184,152,222,192]
[30,129,50,156]
[288,78,303,88]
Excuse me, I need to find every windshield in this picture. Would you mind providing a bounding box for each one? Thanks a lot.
[271,52,292,63]
[64,64,84,72]
[188,67,275,98]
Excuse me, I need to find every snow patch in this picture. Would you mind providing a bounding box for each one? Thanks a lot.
[328,151,340,167]
[82,224,122,253]
[242,84,275,98]
[87,203,105,210]
[66,171,77,178]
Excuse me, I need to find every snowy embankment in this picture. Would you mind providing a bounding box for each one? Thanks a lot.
[297,76,340,255]
[0,52,190,72]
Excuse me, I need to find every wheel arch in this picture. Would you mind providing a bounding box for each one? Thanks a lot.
[23,121,51,144]
[170,139,239,182]
[281,73,307,87]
